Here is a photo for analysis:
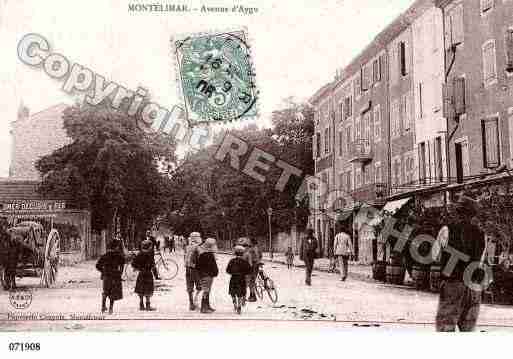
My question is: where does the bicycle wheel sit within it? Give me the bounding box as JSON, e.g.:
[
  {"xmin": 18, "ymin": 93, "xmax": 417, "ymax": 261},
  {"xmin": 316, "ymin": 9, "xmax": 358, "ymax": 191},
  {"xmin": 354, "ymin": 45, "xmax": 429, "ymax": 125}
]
[
  {"xmin": 265, "ymin": 278, "xmax": 278, "ymax": 303},
  {"xmin": 157, "ymin": 258, "xmax": 179, "ymax": 280},
  {"xmin": 255, "ymin": 277, "xmax": 264, "ymax": 300},
  {"xmin": 122, "ymin": 264, "xmax": 136, "ymax": 281}
]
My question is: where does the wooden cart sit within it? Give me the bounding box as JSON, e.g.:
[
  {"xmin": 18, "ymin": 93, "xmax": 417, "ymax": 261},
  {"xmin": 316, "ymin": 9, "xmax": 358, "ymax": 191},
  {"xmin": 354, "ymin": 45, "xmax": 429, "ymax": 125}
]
[{"xmin": 0, "ymin": 221, "xmax": 60, "ymax": 289}]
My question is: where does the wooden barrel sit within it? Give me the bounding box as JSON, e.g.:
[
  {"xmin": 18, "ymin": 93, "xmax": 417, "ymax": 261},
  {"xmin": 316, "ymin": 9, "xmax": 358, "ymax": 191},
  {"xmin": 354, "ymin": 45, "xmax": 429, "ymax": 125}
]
[
  {"xmin": 386, "ymin": 263, "xmax": 405, "ymax": 285},
  {"xmin": 430, "ymin": 264, "xmax": 442, "ymax": 292},
  {"xmin": 411, "ymin": 265, "xmax": 429, "ymax": 289},
  {"xmin": 372, "ymin": 261, "xmax": 387, "ymax": 282}
]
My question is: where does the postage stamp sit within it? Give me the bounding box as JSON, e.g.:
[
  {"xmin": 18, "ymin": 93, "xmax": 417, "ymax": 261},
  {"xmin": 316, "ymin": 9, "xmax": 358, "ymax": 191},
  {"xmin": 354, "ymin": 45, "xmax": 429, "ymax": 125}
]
[{"xmin": 172, "ymin": 28, "xmax": 259, "ymax": 125}]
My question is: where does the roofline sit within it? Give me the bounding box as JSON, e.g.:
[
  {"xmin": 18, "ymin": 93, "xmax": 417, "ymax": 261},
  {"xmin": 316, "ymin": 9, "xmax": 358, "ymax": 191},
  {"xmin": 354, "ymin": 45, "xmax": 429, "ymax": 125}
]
[{"xmin": 11, "ymin": 103, "xmax": 69, "ymax": 125}]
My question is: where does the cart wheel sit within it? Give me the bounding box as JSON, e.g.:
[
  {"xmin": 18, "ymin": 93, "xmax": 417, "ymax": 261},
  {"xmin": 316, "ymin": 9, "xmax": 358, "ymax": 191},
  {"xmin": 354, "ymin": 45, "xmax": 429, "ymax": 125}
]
[{"xmin": 41, "ymin": 229, "xmax": 60, "ymax": 288}]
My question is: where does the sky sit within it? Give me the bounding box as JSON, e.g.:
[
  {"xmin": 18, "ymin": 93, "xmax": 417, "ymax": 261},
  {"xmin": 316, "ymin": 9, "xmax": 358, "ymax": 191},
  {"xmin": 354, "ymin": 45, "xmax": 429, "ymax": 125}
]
[{"xmin": 0, "ymin": 0, "xmax": 415, "ymax": 177}]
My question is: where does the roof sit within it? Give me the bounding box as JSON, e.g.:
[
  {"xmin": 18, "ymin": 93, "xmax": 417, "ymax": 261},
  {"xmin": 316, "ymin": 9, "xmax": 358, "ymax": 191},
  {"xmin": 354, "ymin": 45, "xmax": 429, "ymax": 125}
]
[
  {"xmin": 309, "ymin": 82, "xmax": 334, "ymax": 106},
  {"xmin": 11, "ymin": 103, "xmax": 69, "ymax": 125},
  {"xmin": 0, "ymin": 180, "xmax": 68, "ymax": 201}
]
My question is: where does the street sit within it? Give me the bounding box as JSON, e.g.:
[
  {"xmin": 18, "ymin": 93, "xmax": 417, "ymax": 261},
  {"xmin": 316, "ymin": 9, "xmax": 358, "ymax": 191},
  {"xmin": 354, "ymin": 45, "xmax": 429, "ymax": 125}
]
[{"xmin": 1, "ymin": 251, "xmax": 513, "ymax": 332}]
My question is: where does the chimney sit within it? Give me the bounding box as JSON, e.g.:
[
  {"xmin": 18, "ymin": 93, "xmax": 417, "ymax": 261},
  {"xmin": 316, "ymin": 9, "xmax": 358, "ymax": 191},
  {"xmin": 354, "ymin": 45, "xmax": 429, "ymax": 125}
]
[{"xmin": 17, "ymin": 101, "xmax": 30, "ymax": 121}]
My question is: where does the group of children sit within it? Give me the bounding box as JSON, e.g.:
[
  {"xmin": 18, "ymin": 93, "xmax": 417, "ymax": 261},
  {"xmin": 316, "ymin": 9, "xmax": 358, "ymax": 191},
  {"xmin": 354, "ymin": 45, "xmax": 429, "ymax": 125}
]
[{"xmin": 95, "ymin": 238, "xmax": 158, "ymax": 314}]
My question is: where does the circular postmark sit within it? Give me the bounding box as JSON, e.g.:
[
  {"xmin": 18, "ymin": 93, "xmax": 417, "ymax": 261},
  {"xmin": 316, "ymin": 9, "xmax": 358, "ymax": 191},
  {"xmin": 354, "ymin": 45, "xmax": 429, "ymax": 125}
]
[
  {"xmin": 9, "ymin": 289, "xmax": 33, "ymax": 310},
  {"xmin": 177, "ymin": 31, "xmax": 258, "ymax": 124}
]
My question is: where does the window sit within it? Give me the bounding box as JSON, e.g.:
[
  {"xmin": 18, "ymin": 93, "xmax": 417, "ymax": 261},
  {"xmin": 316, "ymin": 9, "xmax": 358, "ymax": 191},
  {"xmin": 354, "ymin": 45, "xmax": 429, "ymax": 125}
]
[
  {"xmin": 339, "ymin": 102, "xmax": 344, "ymax": 122},
  {"xmin": 355, "ymin": 116, "xmax": 362, "ymax": 140},
  {"xmin": 379, "ymin": 54, "xmax": 386, "ymax": 80},
  {"xmin": 404, "ymin": 155, "xmax": 415, "ymax": 184},
  {"xmin": 482, "ymin": 117, "xmax": 500, "ymax": 168},
  {"xmin": 374, "ymin": 105, "xmax": 381, "ymax": 142},
  {"xmin": 338, "ymin": 131, "xmax": 343, "ymax": 156},
  {"xmin": 324, "ymin": 127, "xmax": 329, "ymax": 154},
  {"xmin": 399, "ymin": 41, "xmax": 407, "ymax": 76},
  {"xmin": 363, "ymin": 111, "xmax": 371, "ymax": 142},
  {"xmin": 355, "ymin": 166, "xmax": 362, "ymax": 188},
  {"xmin": 483, "ymin": 40, "xmax": 497, "ymax": 85},
  {"xmin": 363, "ymin": 164, "xmax": 372, "ymax": 184},
  {"xmin": 346, "ymin": 169, "xmax": 352, "ymax": 192},
  {"xmin": 372, "ymin": 58, "xmax": 381, "ymax": 84},
  {"xmin": 345, "ymin": 126, "xmax": 352, "ymax": 154},
  {"xmin": 315, "ymin": 133, "xmax": 321, "ymax": 158},
  {"xmin": 506, "ymin": 29, "xmax": 513, "ymax": 72},
  {"xmin": 446, "ymin": 4, "xmax": 464, "ymax": 47},
  {"xmin": 393, "ymin": 157, "xmax": 401, "ymax": 187},
  {"xmin": 354, "ymin": 76, "xmax": 361, "ymax": 99},
  {"xmin": 481, "ymin": 0, "xmax": 494, "ymax": 14},
  {"xmin": 418, "ymin": 82, "xmax": 423, "ymax": 119},
  {"xmin": 344, "ymin": 96, "xmax": 352, "ymax": 119},
  {"xmin": 375, "ymin": 163, "xmax": 382, "ymax": 183},
  {"xmin": 361, "ymin": 64, "xmax": 372, "ymax": 92},
  {"xmin": 435, "ymin": 137, "xmax": 443, "ymax": 181},
  {"xmin": 454, "ymin": 77, "xmax": 466, "ymax": 115},
  {"xmin": 419, "ymin": 142, "xmax": 427, "ymax": 182},
  {"xmin": 391, "ymin": 100, "xmax": 400, "ymax": 138},
  {"xmin": 402, "ymin": 94, "xmax": 411, "ymax": 132}
]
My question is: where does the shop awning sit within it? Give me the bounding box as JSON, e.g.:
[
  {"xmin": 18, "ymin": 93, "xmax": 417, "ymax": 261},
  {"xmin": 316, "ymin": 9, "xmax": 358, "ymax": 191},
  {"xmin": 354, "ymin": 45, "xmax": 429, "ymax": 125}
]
[{"xmin": 368, "ymin": 197, "xmax": 412, "ymax": 227}]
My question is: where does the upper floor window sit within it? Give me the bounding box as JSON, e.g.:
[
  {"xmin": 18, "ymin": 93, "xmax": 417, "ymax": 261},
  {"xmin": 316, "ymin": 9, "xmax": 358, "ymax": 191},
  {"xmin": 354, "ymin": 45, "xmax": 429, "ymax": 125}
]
[
  {"xmin": 505, "ymin": 28, "xmax": 513, "ymax": 73},
  {"xmin": 344, "ymin": 96, "xmax": 353, "ymax": 120},
  {"xmin": 398, "ymin": 41, "xmax": 408, "ymax": 77},
  {"xmin": 315, "ymin": 132, "xmax": 321, "ymax": 158},
  {"xmin": 374, "ymin": 105, "xmax": 381, "ymax": 142},
  {"xmin": 404, "ymin": 154, "xmax": 415, "ymax": 184},
  {"xmin": 338, "ymin": 130, "xmax": 343, "ymax": 156},
  {"xmin": 402, "ymin": 93, "xmax": 411, "ymax": 132},
  {"xmin": 324, "ymin": 127, "xmax": 329, "ymax": 154},
  {"xmin": 481, "ymin": 0, "xmax": 494, "ymax": 14},
  {"xmin": 361, "ymin": 64, "xmax": 372, "ymax": 92},
  {"xmin": 482, "ymin": 40, "xmax": 497, "ymax": 86},
  {"xmin": 354, "ymin": 76, "xmax": 362, "ymax": 99},
  {"xmin": 482, "ymin": 117, "xmax": 500, "ymax": 168},
  {"xmin": 375, "ymin": 162, "xmax": 382, "ymax": 183},
  {"xmin": 391, "ymin": 99, "xmax": 400, "ymax": 138},
  {"xmin": 372, "ymin": 58, "xmax": 381, "ymax": 84},
  {"xmin": 446, "ymin": 4, "xmax": 464, "ymax": 47},
  {"xmin": 339, "ymin": 101, "xmax": 344, "ymax": 122},
  {"xmin": 345, "ymin": 126, "xmax": 352, "ymax": 154},
  {"xmin": 454, "ymin": 77, "xmax": 466, "ymax": 115}
]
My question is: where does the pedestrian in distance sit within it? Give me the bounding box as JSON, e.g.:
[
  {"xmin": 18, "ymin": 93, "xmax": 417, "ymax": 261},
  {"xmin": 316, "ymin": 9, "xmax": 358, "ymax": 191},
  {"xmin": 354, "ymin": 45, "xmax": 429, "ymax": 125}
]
[
  {"xmin": 170, "ymin": 236, "xmax": 176, "ymax": 252},
  {"xmin": 334, "ymin": 226, "xmax": 354, "ymax": 281},
  {"xmin": 285, "ymin": 246, "xmax": 294, "ymax": 269},
  {"xmin": 196, "ymin": 237, "xmax": 219, "ymax": 313},
  {"xmin": 226, "ymin": 245, "xmax": 252, "ymax": 314},
  {"xmin": 434, "ymin": 195, "xmax": 487, "ymax": 332},
  {"xmin": 300, "ymin": 229, "xmax": 318, "ymax": 286},
  {"xmin": 184, "ymin": 231, "xmax": 202, "ymax": 311},
  {"xmin": 96, "ymin": 241, "xmax": 125, "ymax": 314},
  {"xmin": 132, "ymin": 239, "xmax": 157, "ymax": 311}
]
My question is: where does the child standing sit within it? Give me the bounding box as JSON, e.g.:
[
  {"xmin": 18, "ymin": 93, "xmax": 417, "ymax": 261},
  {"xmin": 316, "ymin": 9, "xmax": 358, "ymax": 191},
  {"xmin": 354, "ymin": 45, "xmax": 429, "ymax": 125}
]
[
  {"xmin": 132, "ymin": 239, "xmax": 156, "ymax": 311},
  {"xmin": 96, "ymin": 241, "xmax": 125, "ymax": 314},
  {"xmin": 285, "ymin": 246, "xmax": 294, "ymax": 269},
  {"xmin": 226, "ymin": 245, "xmax": 252, "ymax": 314}
]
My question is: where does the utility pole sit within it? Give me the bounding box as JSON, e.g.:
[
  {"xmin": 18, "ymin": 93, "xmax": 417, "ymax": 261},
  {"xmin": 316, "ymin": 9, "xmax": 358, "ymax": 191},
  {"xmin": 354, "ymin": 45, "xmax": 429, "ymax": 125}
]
[{"xmin": 267, "ymin": 207, "xmax": 273, "ymax": 261}]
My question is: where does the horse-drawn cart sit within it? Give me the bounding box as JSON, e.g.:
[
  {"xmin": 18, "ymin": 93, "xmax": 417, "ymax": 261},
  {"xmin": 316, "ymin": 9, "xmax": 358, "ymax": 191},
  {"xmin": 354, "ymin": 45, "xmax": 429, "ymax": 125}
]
[{"xmin": 0, "ymin": 221, "xmax": 60, "ymax": 289}]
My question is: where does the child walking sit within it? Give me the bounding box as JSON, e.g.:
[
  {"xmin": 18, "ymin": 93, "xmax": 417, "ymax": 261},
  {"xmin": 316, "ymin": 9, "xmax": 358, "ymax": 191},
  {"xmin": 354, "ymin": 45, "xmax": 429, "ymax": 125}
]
[
  {"xmin": 96, "ymin": 241, "xmax": 125, "ymax": 314},
  {"xmin": 226, "ymin": 245, "xmax": 252, "ymax": 314},
  {"xmin": 132, "ymin": 239, "xmax": 157, "ymax": 311},
  {"xmin": 285, "ymin": 246, "xmax": 294, "ymax": 269}
]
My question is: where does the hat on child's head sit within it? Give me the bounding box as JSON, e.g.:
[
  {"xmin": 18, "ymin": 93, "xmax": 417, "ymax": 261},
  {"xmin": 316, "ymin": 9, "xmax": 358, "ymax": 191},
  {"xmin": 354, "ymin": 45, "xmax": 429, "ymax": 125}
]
[
  {"xmin": 237, "ymin": 237, "xmax": 251, "ymax": 247},
  {"xmin": 140, "ymin": 239, "xmax": 153, "ymax": 253},
  {"xmin": 189, "ymin": 232, "xmax": 201, "ymax": 244},
  {"xmin": 234, "ymin": 245, "xmax": 245, "ymax": 255}
]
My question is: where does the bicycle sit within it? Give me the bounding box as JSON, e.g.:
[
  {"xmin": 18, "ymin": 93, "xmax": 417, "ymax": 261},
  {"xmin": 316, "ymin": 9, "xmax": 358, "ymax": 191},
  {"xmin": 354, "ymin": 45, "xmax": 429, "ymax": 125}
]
[
  {"xmin": 122, "ymin": 250, "xmax": 179, "ymax": 281},
  {"xmin": 255, "ymin": 262, "xmax": 278, "ymax": 303}
]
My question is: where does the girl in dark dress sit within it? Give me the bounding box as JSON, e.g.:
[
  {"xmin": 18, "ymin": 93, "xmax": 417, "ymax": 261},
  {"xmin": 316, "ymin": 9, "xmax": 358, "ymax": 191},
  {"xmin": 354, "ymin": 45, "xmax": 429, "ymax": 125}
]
[
  {"xmin": 132, "ymin": 239, "xmax": 156, "ymax": 311},
  {"xmin": 226, "ymin": 245, "xmax": 252, "ymax": 314},
  {"xmin": 96, "ymin": 241, "xmax": 125, "ymax": 314},
  {"xmin": 196, "ymin": 238, "xmax": 219, "ymax": 314}
]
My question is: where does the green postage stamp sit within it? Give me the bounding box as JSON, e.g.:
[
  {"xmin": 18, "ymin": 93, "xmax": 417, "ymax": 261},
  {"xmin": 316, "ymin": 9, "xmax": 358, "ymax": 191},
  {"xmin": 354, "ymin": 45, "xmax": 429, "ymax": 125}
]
[{"xmin": 172, "ymin": 28, "xmax": 258, "ymax": 124}]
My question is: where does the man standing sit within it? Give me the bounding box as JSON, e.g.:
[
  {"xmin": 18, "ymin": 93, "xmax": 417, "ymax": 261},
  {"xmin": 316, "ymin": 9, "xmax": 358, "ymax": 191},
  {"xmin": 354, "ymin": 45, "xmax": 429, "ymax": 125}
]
[
  {"xmin": 300, "ymin": 229, "xmax": 318, "ymax": 286},
  {"xmin": 184, "ymin": 232, "xmax": 202, "ymax": 310},
  {"xmin": 434, "ymin": 195, "xmax": 486, "ymax": 332},
  {"xmin": 334, "ymin": 225, "xmax": 354, "ymax": 281}
]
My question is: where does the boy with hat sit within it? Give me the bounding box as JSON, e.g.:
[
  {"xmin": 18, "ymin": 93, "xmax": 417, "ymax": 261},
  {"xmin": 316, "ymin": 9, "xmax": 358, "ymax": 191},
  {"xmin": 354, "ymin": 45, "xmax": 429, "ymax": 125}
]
[
  {"xmin": 184, "ymin": 232, "xmax": 202, "ymax": 310},
  {"xmin": 196, "ymin": 237, "xmax": 219, "ymax": 313},
  {"xmin": 96, "ymin": 241, "xmax": 125, "ymax": 314},
  {"xmin": 132, "ymin": 239, "xmax": 157, "ymax": 311},
  {"xmin": 226, "ymin": 245, "xmax": 252, "ymax": 314}
]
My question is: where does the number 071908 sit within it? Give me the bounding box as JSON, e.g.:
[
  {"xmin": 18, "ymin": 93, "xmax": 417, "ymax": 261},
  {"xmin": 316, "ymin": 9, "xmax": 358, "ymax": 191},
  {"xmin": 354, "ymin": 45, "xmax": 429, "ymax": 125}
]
[{"xmin": 8, "ymin": 342, "xmax": 41, "ymax": 351}]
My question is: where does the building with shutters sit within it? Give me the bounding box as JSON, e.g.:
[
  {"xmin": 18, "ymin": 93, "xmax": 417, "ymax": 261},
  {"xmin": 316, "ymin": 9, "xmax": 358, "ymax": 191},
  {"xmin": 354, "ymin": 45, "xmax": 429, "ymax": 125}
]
[
  {"xmin": 309, "ymin": 0, "xmax": 447, "ymax": 264},
  {"xmin": 436, "ymin": 0, "xmax": 513, "ymax": 183}
]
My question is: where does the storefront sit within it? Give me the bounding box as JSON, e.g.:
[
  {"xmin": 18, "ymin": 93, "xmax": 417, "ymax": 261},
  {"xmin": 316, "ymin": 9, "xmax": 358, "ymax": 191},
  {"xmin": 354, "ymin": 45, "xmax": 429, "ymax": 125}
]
[{"xmin": 0, "ymin": 180, "xmax": 92, "ymax": 262}]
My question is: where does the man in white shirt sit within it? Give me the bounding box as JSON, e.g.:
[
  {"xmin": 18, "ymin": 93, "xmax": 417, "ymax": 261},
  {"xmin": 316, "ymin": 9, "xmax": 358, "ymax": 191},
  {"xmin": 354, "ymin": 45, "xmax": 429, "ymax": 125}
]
[{"xmin": 333, "ymin": 226, "xmax": 354, "ymax": 281}]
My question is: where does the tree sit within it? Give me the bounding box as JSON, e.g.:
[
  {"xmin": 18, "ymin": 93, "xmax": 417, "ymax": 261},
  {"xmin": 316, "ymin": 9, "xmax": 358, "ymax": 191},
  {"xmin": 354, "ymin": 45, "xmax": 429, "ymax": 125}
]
[{"xmin": 36, "ymin": 100, "xmax": 176, "ymax": 246}]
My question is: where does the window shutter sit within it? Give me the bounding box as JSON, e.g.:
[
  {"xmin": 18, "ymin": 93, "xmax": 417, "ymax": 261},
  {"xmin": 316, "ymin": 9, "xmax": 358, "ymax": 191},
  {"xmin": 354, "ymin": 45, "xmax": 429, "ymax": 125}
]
[
  {"xmin": 399, "ymin": 42, "xmax": 407, "ymax": 76},
  {"xmin": 483, "ymin": 41, "xmax": 496, "ymax": 83},
  {"xmin": 379, "ymin": 54, "xmax": 385, "ymax": 80},
  {"xmin": 454, "ymin": 77, "xmax": 466, "ymax": 115},
  {"xmin": 339, "ymin": 102, "xmax": 344, "ymax": 122},
  {"xmin": 482, "ymin": 118, "xmax": 500, "ymax": 168},
  {"xmin": 506, "ymin": 29, "xmax": 513, "ymax": 71}
]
